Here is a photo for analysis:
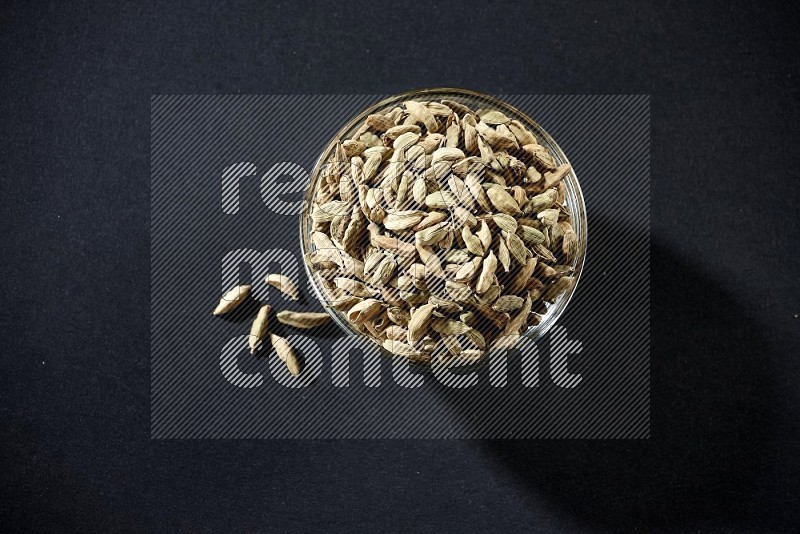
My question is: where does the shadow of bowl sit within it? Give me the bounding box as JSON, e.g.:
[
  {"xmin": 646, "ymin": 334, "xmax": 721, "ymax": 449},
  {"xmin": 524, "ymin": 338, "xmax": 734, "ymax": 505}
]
[{"xmin": 476, "ymin": 240, "xmax": 781, "ymax": 530}]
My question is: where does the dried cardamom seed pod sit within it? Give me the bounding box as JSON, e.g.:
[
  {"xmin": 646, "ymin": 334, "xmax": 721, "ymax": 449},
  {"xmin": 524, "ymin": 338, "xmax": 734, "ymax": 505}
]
[
  {"xmin": 415, "ymin": 221, "xmax": 450, "ymax": 246},
  {"xmin": 427, "ymin": 102, "xmax": 457, "ymax": 116},
  {"xmin": 383, "ymin": 338, "xmax": 423, "ymax": 359},
  {"xmin": 329, "ymin": 213, "xmax": 349, "ymax": 244},
  {"xmin": 416, "ymin": 244, "xmax": 445, "ymax": 277},
  {"xmin": 476, "ymin": 283, "xmax": 501, "ymax": 305},
  {"xmin": 330, "ymin": 295, "xmax": 362, "ymax": 311},
  {"xmin": 548, "ymin": 219, "xmax": 565, "ymax": 246},
  {"xmin": 487, "ymin": 187, "xmax": 522, "ymax": 215},
  {"xmin": 453, "ymin": 206, "xmax": 477, "ymax": 228},
  {"xmin": 561, "ymin": 222, "xmax": 578, "ymax": 260},
  {"xmin": 464, "ymin": 328, "xmax": 486, "ymax": 350},
  {"xmin": 455, "ymin": 256, "xmax": 483, "ymax": 282},
  {"xmin": 385, "ymin": 124, "xmax": 421, "ymax": 139},
  {"xmin": 417, "ymin": 133, "xmax": 446, "ymax": 154},
  {"xmin": 526, "ymin": 166, "xmax": 542, "ymax": 186},
  {"xmin": 503, "ymin": 231, "xmax": 530, "ymax": 265},
  {"xmin": 517, "ymin": 225, "xmax": 546, "ymax": 245},
  {"xmin": 440, "ymin": 335, "xmax": 462, "ymax": 359},
  {"xmin": 393, "ymin": 131, "xmax": 421, "ymax": 152},
  {"xmin": 473, "ymin": 302, "xmax": 509, "ymax": 329},
  {"xmin": 537, "ymin": 208, "xmax": 560, "ymax": 227},
  {"xmin": 464, "ymin": 173, "xmax": 491, "ymax": 212},
  {"xmin": 445, "ymin": 280, "xmax": 474, "ymax": 303},
  {"xmin": 496, "ymin": 124, "xmax": 520, "ymax": 150},
  {"xmin": 363, "ymin": 252, "xmax": 387, "ymax": 277},
  {"xmin": 460, "ymin": 311, "xmax": 477, "ymax": 327},
  {"xmin": 450, "ymin": 156, "xmax": 481, "ymax": 176},
  {"xmin": 512, "ymin": 186, "xmax": 527, "ymax": 208},
  {"xmin": 544, "ymin": 163, "xmax": 571, "ymax": 189},
  {"xmin": 369, "ymin": 256, "xmax": 397, "ymax": 287},
  {"xmin": 276, "ymin": 310, "xmax": 331, "ymax": 329},
  {"xmin": 475, "ymin": 251, "xmax": 498, "ymax": 294},
  {"xmin": 462, "ymin": 114, "xmax": 479, "ymax": 153},
  {"xmin": 384, "ymin": 325, "xmax": 408, "ymax": 341},
  {"xmin": 477, "ymin": 109, "xmax": 510, "ymax": 125},
  {"xmin": 525, "ymin": 189, "xmax": 557, "ymax": 214},
  {"xmin": 407, "ymin": 303, "xmax": 436, "ymax": 344},
  {"xmin": 476, "ymin": 220, "xmax": 492, "ymax": 252},
  {"xmin": 371, "ymin": 234, "xmax": 416, "ymax": 256},
  {"xmin": 414, "ymin": 211, "xmax": 447, "ymax": 231},
  {"xmin": 492, "ymin": 295, "xmax": 524, "ymax": 313},
  {"xmin": 312, "ymin": 200, "xmax": 351, "ymax": 223},
  {"xmin": 444, "ymin": 170, "xmax": 467, "ymax": 196},
  {"xmin": 383, "ymin": 210, "xmax": 425, "ymax": 232},
  {"xmin": 248, "ymin": 304, "xmax": 271, "ymax": 353},
  {"xmin": 270, "ymin": 333, "xmax": 301, "ymax": 376},
  {"xmin": 532, "ymin": 243, "xmax": 557, "ymax": 263},
  {"xmin": 507, "ymin": 120, "xmax": 537, "ymax": 145},
  {"xmin": 431, "ymin": 318, "xmax": 471, "ymax": 336},
  {"xmin": 347, "ymin": 298, "xmax": 383, "ymax": 324},
  {"xmin": 443, "ymin": 248, "xmax": 471, "ymax": 264},
  {"xmin": 366, "ymin": 113, "xmax": 395, "ymax": 132},
  {"xmin": 476, "ymin": 121, "xmax": 516, "ymax": 150},
  {"xmin": 341, "ymin": 208, "xmax": 365, "ymax": 253},
  {"xmin": 497, "ymin": 239, "xmax": 511, "ymax": 272},
  {"xmin": 342, "ymin": 139, "xmax": 366, "ymax": 157},
  {"xmin": 265, "ymin": 274, "xmax": 299, "ymax": 300},
  {"xmin": 462, "ymin": 226, "xmax": 485, "ymax": 256},
  {"xmin": 429, "ymin": 295, "xmax": 463, "ymax": 313},
  {"xmin": 438, "ymin": 228, "xmax": 455, "ymax": 250},
  {"xmin": 400, "ymin": 288, "xmax": 430, "ymax": 305},
  {"xmin": 492, "ymin": 213, "xmax": 518, "ymax": 233},
  {"xmin": 503, "ymin": 295, "xmax": 533, "ymax": 337},
  {"xmin": 412, "ymin": 177, "xmax": 428, "ymax": 205},
  {"xmin": 405, "ymin": 100, "xmax": 439, "ymax": 133},
  {"xmin": 386, "ymin": 306, "xmax": 411, "ymax": 326},
  {"xmin": 543, "ymin": 276, "xmax": 575, "ymax": 303},
  {"xmin": 424, "ymin": 191, "xmax": 459, "ymax": 210},
  {"xmin": 432, "ymin": 147, "xmax": 465, "ymax": 164},
  {"xmin": 334, "ymin": 277, "xmax": 378, "ymax": 297},
  {"xmin": 213, "ymin": 284, "xmax": 252, "ymax": 315},
  {"xmin": 537, "ymin": 263, "xmax": 557, "ymax": 278}
]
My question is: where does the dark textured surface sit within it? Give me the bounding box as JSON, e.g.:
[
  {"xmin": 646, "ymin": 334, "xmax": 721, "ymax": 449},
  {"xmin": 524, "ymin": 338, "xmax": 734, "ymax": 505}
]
[{"xmin": 1, "ymin": 0, "xmax": 798, "ymax": 531}]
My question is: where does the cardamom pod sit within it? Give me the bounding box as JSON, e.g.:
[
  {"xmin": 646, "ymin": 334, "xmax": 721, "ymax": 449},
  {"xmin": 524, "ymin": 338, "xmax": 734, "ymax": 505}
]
[
  {"xmin": 487, "ymin": 187, "xmax": 522, "ymax": 215},
  {"xmin": 213, "ymin": 284, "xmax": 252, "ymax": 315},
  {"xmin": 270, "ymin": 333, "xmax": 301, "ymax": 376},
  {"xmin": 248, "ymin": 304, "xmax": 271, "ymax": 353},
  {"xmin": 476, "ymin": 250, "xmax": 498, "ymax": 294},
  {"xmin": 276, "ymin": 310, "xmax": 331, "ymax": 329},
  {"xmin": 407, "ymin": 303, "xmax": 436, "ymax": 344}
]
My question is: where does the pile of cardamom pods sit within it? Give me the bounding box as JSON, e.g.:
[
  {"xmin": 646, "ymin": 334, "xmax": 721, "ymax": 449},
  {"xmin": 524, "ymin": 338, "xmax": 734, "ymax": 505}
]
[{"xmin": 306, "ymin": 98, "xmax": 579, "ymax": 366}]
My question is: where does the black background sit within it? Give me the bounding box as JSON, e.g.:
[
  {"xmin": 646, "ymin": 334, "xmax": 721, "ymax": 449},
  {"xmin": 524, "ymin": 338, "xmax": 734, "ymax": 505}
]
[{"xmin": 1, "ymin": 1, "xmax": 799, "ymax": 532}]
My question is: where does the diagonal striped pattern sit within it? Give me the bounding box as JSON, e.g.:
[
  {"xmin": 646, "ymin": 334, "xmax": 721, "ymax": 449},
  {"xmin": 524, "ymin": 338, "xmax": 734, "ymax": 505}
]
[
  {"xmin": 151, "ymin": 95, "xmax": 649, "ymax": 439},
  {"xmin": 502, "ymin": 95, "xmax": 651, "ymax": 438}
]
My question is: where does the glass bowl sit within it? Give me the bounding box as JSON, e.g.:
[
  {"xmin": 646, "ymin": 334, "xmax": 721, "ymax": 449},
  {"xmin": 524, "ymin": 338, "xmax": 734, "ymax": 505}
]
[{"xmin": 299, "ymin": 88, "xmax": 587, "ymax": 358}]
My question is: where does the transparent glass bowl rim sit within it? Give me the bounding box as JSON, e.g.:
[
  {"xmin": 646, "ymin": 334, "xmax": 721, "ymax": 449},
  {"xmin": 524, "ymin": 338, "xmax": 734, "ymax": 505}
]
[{"xmin": 299, "ymin": 87, "xmax": 587, "ymax": 350}]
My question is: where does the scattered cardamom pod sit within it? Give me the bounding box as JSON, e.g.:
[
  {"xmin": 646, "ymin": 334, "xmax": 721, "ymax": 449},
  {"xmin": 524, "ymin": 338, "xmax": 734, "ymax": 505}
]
[
  {"xmin": 213, "ymin": 285, "xmax": 252, "ymax": 315},
  {"xmin": 276, "ymin": 310, "xmax": 331, "ymax": 329},
  {"xmin": 266, "ymin": 274, "xmax": 299, "ymax": 300},
  {"xmin": 270, "ymin": 332, "xmax": 301, "ymax": 376},
  {"xmin": 248, "ymin": 304, "xmax": 271, "ymax": 354}
]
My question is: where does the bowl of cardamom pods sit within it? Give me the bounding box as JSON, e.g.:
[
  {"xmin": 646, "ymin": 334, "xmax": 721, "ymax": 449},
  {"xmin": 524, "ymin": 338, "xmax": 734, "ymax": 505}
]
[{"xmin": 300, "ymin": 88, "xmax": 587, "ymax": 367}]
